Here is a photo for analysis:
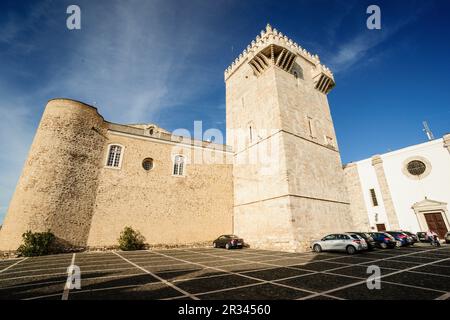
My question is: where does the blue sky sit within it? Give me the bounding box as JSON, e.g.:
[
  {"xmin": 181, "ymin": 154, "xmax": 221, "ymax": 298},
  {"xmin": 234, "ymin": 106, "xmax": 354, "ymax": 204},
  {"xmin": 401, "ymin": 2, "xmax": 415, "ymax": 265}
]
[{"xmin": 0, "ymin": 0, "xmax": 449, "ymax": 223}]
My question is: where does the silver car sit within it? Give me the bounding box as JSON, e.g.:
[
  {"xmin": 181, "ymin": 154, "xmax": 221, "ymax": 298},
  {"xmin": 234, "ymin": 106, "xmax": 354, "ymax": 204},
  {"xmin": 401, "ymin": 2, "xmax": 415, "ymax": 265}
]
[{"xmin": 311, "ymin": 233, "xmax": 368, "ymax": 254}]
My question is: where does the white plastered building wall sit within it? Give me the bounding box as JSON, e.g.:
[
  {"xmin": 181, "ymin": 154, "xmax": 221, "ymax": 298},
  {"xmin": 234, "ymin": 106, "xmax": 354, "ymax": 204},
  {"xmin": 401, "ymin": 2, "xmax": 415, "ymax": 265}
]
[{"xmin": 350, "ymin": 135, "xmax": 450, "ymax": 234}]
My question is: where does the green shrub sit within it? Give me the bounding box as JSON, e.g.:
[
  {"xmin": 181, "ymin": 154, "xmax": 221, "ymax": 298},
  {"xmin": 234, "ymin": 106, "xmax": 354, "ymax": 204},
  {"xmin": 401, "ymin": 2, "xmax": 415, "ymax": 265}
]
[
  {"xmin": 118, "ymin": 226, "xmax": 146, "ymax": 251},
  {"xmin": 17, "ymin": 230, "xmax": 56, "ymax": 257}
]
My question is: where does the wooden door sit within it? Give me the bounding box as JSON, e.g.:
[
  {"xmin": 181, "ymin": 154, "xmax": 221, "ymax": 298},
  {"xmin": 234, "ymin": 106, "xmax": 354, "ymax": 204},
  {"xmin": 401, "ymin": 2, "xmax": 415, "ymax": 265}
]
[
  {"xmin": 424, "ymin": 212, "xmax": 448, "ymax": 239},
  {"xmin": 376, "ymin": 224, "xmax": 386, "ymax": 231}
]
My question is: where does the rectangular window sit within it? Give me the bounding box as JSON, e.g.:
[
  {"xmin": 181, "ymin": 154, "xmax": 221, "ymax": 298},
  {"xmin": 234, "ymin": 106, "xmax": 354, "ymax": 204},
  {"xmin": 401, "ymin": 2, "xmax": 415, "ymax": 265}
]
[
  {"xmin": 370, "ymin": 188, "xmax": 378, "ymax": 207},
  {"xmin": 173, "ymin": 155, "xmax": 185, "ymax": 176},
  {"xmin": 106, "ymin": 145, "xmax": 122, "ymax": 168}
]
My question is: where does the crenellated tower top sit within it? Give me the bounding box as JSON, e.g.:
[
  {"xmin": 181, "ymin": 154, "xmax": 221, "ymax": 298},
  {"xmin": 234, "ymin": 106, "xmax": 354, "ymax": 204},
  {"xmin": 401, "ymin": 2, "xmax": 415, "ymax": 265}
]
[{"xmin": 224, "ymin": 24, "xmax": 335, "ymax": 94}]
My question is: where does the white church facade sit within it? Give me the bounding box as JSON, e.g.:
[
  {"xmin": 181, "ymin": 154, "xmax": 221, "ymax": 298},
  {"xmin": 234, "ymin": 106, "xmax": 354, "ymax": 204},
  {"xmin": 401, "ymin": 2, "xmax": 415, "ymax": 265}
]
[{"xmin": 344, "ymin": 134, "xmax": 450, "ymax": 238}]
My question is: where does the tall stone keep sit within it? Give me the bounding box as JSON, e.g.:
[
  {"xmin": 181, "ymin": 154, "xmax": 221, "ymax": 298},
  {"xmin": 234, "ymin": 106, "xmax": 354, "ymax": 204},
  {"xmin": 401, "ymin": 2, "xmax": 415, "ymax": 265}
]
[{"xmin": 225, "ymin": 24, "xmax": 352, "ymax": 251}]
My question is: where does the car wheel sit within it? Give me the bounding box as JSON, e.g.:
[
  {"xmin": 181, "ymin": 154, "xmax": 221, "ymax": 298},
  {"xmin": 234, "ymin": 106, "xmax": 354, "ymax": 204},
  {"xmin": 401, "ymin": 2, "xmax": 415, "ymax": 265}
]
[
  {"xmin": 396, "ymin": 240, "xmax": 401, "ymax": 247},
  {"xmin": 380, "ymin": 242, "xmax": 387, "ymax": 249},
  {"xmin": 346, "ymin": 245, "xmax": 356, "ymax": 255},
  {"xmin": 313, "ymin": 244, "xmax": 322, "ymax": 253},
  {"xmin": 225, "ymin": 243, "xmax": 231, "ymax": 250}
]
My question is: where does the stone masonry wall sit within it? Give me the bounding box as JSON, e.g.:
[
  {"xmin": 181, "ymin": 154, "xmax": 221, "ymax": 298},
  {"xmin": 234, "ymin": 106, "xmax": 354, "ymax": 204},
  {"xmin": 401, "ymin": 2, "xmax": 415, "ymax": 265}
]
[
  {"xmin": 343, "ymin": 163, "xmax": 371, "ymax": 231},
  {"xmin": 86, "ymin": 131, "xmax": 234, "ymax": 247}
]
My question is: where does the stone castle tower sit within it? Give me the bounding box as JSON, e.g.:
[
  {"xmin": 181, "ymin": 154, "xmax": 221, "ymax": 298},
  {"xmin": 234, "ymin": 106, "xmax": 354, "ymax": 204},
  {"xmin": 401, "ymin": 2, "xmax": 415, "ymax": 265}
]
[
  {"xmin": 0, "ymin": 99, "xmax": 108, "ymax": 250},
  {"xmin": 226, "ymin": 24, "xmax": 352, "ymax": 251}
]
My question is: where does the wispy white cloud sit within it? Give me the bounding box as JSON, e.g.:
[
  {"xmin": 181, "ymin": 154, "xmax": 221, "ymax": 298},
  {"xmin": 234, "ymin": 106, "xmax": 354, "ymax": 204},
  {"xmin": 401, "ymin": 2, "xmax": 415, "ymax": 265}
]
[
  {"xmin": 0, "ymin": 0, "xmax": 232, "ymax": 223},
  {"xmin": 323, "ymin": 3, "xmax": 429, "ymax": 74},
  {"xmin": 0, "ymin": 95, "xmax": 36, "ymax": 224}
]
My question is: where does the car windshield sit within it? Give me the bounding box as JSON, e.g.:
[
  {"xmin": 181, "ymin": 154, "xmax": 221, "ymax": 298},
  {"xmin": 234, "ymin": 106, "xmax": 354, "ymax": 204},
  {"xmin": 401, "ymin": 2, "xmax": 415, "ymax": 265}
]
[
  {"xmin": 350, "ymin": 235, "xmax": 360, "ymax": 240},
  {"xmin": 227, "ymin": 235, "xmax": 239, "ymax": 239}
]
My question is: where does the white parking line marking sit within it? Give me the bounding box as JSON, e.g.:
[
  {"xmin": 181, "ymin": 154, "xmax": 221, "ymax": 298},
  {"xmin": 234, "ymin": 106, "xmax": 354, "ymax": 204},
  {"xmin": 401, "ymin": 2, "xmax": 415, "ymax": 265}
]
[
  {"xmin": 153, "ymin": 250, "xmax": 322, "ymax": 298},
  {"xmin": 0, "ymin": 258, "xmax": 28, "ymax": 274},
  {"xmin": 0, "ymin": 266, "xmax": 143, "ymax": 283},
  {"xmin": 61, "ymin": 253, "xmax": 76, "ymax": 300},
  {"xmin": 0, "ymin": 272, "xmax": 68, "ymax": 282},
  {"xmin": 26, "ymin": 284, "xmax": 144, "ymax": 300},
  {"xmin": 183, "ymin": 247, "xmax": 450, "ymax": 297},
  {"xmin": 320, "ymin": 271, "xmax": 446, "ymax": 293},
  {"xmin": 0, "ymin": 266, "xmax": 69, "ymax": 276},
  {"xmin": 299, "ymin": 254, "xmax": 450, "ymax": 300},
  {"xmin": 4, "ymin": 247, "xmax": 449, "ymax": 300},
  {"xmin": 435, "ymin": 292, "xmax": 450, "ymax": 300},
  {"xmin": 113, "ymin": 251, "xmax": 199, "ymax": 300}
]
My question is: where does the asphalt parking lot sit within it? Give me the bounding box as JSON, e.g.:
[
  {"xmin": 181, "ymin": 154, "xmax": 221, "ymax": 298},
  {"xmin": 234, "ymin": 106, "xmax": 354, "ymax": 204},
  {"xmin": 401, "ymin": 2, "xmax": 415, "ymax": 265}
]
[{"xmin": 0, "ymin": 245, "xmax": 449, "ymax": 300}]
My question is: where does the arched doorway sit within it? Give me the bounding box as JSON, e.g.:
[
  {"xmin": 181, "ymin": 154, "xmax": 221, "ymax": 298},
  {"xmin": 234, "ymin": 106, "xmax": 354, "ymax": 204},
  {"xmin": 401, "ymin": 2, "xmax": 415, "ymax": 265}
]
[{"xmin": 412, "ymin": 198, "xmax": 449, "ymax": 238}]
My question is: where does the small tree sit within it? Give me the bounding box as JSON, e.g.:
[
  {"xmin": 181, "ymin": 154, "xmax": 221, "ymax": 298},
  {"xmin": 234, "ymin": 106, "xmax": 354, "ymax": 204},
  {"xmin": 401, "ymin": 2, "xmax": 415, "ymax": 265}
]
[
  {"xmin": 118, "ymin": 226, "xmax": 146, "ymax": 251},
  {"xmin": 17, "ymin": 230, "xmax": 56, "ymax": 257}
]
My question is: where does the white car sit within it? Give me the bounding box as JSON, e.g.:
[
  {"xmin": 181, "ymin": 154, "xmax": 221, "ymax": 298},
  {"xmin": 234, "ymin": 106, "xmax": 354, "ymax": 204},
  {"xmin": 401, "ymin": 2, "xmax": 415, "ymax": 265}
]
[{"xmin": 311, "ymin": 233, "xmax": 368, "ymax": 254}]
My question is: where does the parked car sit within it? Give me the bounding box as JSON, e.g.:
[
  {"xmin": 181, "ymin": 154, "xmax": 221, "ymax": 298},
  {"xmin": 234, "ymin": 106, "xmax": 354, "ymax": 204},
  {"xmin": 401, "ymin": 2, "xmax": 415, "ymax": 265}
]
[
  {"xmin": 445, "ymin": 232, "xmax": 450, "ymax": 244},
  {"xmin": 346, "ymin": 232, "xmax": 376, "ymax": 250},
  {"xmin": 369, "ymin": 232, "xmax": 397, "ymax": 249},
  {"xmin": 311, "ymin": 233, "xmax": 368, "ymax": 255},
  {"xmin": 213, "ymin": 235, "xmax": 244, "ymax": 249},
  {"xmin": 417, "ymin": 232, "xmax": 429, "ymax": 242},
  {"xmin": 385, "ymin": 231, "xmax": 412, "ymax": 247},
  {"xmin": 400, "ymin": 231, "xmax": 418, "ymax": 244}
]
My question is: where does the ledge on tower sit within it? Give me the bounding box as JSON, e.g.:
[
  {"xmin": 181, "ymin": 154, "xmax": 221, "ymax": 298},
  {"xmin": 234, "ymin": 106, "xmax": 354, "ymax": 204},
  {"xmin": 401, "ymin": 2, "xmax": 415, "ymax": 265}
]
[
  {"xmin": 311, "ymin": 64, "xmax": 335, "ymax": 94},
  {"xmin": 249, "ymin": 44, "xmax": 297, "ymax": 76}
]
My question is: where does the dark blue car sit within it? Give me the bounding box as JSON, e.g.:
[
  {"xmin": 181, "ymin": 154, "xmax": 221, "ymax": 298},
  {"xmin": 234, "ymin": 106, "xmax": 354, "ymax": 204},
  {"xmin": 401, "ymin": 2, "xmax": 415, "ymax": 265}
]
[
  {"xmin": 385, "ymin": 231, "xmax": 412, "ymax": 247},
  {"xmin": 369, "ymin": 232, "xmax": 396, "ymax": 249}
]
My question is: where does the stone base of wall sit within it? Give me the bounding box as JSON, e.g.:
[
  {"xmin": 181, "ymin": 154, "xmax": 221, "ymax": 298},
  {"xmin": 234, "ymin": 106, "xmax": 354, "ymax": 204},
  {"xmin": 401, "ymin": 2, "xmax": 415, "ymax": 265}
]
[
  {"xmin": 0, "ymin": 250, "xmax": 18, "ymax": 260},
  {"xmin": 0, "ymin": 246, "xmax": 86, "ymax": 260},
  {"xmin": 87, "ymin": 241, "xmax": 213, "ymax": 252},
  {"xmin": 246, "ymin": 240, "xmax": 312, "ymax": 253},
  {"xmin": 1, "ymin": 242, "xmax": 215, "ymax": 259}
]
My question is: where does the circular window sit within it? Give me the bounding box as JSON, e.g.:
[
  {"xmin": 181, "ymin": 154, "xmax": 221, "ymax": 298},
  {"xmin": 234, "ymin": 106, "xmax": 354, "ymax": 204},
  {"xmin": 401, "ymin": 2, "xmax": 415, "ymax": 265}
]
[
  {"xmin": 142, "ymin": 158, "xmax": 154, "ymax": 171},
  {"xmin": 407, "ymin": 160, "xmax": 426, "ymax": 176}
]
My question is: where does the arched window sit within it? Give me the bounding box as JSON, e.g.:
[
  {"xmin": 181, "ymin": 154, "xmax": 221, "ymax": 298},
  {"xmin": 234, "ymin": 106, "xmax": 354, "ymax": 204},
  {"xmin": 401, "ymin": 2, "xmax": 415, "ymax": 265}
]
[
  {"xmin": 173, "ymin": 155, "xmax": 185, "ymax": 176},
  {"xmin": 106, "ymin": 145, "xmax": 123, "ymax": 168}
]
